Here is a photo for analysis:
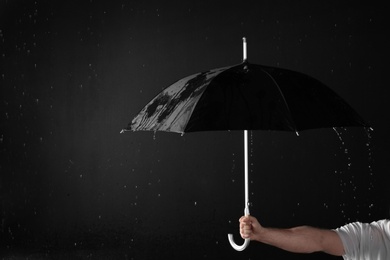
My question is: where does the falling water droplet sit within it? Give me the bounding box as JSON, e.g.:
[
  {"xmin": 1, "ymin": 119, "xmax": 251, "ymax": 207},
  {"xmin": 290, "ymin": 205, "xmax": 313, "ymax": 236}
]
[
  {"xmin": 231, "ymin": 152, "xmax": 236, "ymax": 174},
  {"xmin": 364, "ymin": 127, "xmax": 375, "ymax": 216}
]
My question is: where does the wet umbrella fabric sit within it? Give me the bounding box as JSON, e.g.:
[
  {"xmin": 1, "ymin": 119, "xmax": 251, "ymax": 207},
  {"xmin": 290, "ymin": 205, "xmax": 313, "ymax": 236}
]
[
  {"xmin": 123, "ymin": 61, "xmax": 367, "ymax": 134},
  {"xmin": 121, "ymin": 54, "xmax": 368, "ymax": 251}
]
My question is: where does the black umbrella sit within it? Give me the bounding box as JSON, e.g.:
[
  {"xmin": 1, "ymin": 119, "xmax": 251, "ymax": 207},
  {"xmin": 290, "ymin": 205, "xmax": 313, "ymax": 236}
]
[{"xmin": 121, "ymin": 38, "xmax": 368, "ymax": 251}]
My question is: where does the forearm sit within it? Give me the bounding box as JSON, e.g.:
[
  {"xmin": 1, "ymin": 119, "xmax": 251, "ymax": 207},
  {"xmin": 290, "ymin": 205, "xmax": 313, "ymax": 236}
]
[{"xmin": 254, "ymin": 226, "xmax": 338, "ymax": 254}]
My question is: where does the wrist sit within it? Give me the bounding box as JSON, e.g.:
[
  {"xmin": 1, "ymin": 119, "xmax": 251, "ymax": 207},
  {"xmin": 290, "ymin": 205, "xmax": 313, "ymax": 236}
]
[{"xmin": 253, "ymin": 226, "xmax": 268, "ymax": 242}]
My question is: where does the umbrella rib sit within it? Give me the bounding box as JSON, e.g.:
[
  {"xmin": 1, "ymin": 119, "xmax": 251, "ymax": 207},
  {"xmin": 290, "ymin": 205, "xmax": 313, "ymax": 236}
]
[{"xmin": 260, "ymin": 68, "xmax": 298, "ymax": 132}]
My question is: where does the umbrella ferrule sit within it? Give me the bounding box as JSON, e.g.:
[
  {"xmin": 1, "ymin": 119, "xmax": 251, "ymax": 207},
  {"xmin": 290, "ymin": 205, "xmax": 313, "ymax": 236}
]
[{"xmin": 242, "ymin": 37, "xmax": 247, "ymax": 62}]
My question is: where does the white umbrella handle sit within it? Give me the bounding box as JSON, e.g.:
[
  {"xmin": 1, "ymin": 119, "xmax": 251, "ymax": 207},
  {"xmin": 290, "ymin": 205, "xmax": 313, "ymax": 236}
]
[{"xmin": 228, "ymin": 206, "xmax": 250, "ymax": 251}]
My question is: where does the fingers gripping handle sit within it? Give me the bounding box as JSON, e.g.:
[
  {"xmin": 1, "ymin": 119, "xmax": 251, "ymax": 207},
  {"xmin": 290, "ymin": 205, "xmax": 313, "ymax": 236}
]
[{"xmin": 228, "ymin": 207, "xmax": 250, "ymax": 251}]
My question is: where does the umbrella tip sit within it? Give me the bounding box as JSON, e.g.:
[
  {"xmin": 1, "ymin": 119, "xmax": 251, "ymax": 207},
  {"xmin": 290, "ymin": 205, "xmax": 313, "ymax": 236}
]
[{"xmin": 242, "ymin": 37, "xmax": 247, "ymax": 61}]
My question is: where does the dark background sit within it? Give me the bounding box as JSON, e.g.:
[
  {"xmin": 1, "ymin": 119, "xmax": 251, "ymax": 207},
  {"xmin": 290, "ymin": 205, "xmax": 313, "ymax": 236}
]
[{"xmin": 1, "ymin": 1, "xmax": 389, "ymax": 259}]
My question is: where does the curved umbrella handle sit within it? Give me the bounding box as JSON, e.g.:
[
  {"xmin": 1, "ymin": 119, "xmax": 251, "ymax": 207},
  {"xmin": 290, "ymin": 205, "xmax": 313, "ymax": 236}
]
[
  {"xmin": 227, "ymin": 233, "xmax": 250, "ymax": 251},
  {"xmin": 228, "ymin": 206, "xmax": 250, "ymax": 251}
]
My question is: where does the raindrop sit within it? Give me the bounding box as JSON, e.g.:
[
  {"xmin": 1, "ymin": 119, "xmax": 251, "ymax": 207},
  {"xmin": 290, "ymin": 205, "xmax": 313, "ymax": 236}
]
[
  {"xmin": 364, "ymin": 127, "xmax": 374, "ymax": 176},
  {"xmin": 231, "ymin": 152, "xmax": 236, "ymax": 174},
  {"xmin": 364, "ymin": 127, "xmax": 375, "ymax": 216}
]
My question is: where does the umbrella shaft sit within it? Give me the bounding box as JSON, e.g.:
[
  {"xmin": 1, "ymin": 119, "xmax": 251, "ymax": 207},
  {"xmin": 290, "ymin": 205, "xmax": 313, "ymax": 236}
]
[
  {"xmin": 244, "ymin": 130, "xmax": 249, "ymax": 215},
  {"xmin": 243, "ymin": 37, "xmax": 249, "ymax": 216}
]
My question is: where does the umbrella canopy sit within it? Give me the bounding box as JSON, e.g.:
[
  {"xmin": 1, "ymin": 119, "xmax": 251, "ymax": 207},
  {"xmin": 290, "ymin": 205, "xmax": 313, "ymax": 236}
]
[
  {"xmin": 122, "ymin": 61, "xmax": 367, "ymax": 134},
  {"xmin": 121, "ymin": 38, "xmax": 368, "ymax": 251}
]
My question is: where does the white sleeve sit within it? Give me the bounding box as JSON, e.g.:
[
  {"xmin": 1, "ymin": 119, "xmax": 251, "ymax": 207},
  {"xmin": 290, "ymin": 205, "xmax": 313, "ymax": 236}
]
[
  {"xmin": 334, "ymin": 220, "xmax": 390, "ymax": 260},
  {"xmin": 334, "ymin": 222, "xmax": 363, "ymax": 260}
]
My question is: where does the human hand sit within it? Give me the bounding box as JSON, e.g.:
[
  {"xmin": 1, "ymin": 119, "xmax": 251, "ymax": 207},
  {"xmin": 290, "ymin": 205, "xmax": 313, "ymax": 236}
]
[{"xmin": 239, "ymin": 215, "xmax": 262, "ymax": 241}]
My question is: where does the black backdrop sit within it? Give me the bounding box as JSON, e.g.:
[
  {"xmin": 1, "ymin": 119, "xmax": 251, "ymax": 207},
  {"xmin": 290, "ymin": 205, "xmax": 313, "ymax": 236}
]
[{"xmin": 1, "ymin": 1, "xmax": 389, "ymax": 259}]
